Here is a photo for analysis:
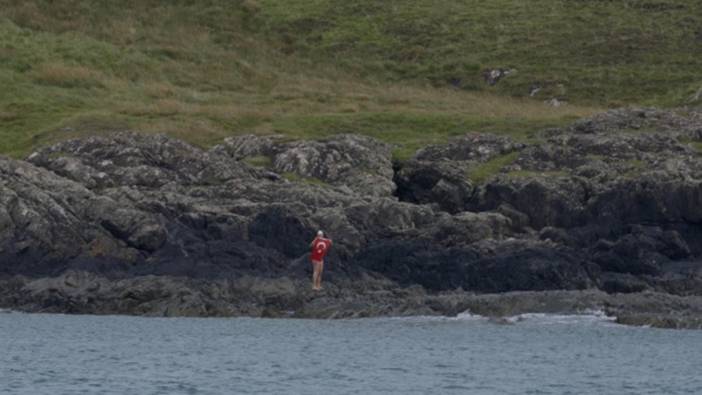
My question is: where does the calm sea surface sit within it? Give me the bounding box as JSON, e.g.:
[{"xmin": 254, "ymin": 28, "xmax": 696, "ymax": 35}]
[{"xmin": 1, "ymin": 311, "xmax": 701, "ymax": 394}]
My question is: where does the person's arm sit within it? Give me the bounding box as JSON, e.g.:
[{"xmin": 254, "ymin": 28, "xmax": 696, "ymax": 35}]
[{"xmin": 309, "ymin": 238, "xmax": 317, "ymax": 248}]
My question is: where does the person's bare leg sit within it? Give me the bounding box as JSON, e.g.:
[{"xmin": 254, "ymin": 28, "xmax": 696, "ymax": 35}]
[
  {"xmin": 317, "ymin": 262, "xmax": 324, "ymax": 290},
  {"xmin": 312, "ymin": 262, "xmax": 321, "ymax": 290},
  {"xmin": 315, "ymin": 264, "xmax": 322, "ymax": 289},
  {"xmin": 312, "ymin": 263, "xmax": 317, "ymax": 289}
]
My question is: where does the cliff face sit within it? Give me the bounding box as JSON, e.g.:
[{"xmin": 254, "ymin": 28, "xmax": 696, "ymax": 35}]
[
  {"xmin": 391, "ymin": 108, "xmax": 702, "ymax": 295},
  {"xmin": 2, "ymin": 108, "xmax": 702, "ymax": 326}
]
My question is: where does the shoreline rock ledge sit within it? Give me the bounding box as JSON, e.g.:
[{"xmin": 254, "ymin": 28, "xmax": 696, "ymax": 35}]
[{"xmin": 3, "ymin": 108, "xmax": 702, "ymax": 329}]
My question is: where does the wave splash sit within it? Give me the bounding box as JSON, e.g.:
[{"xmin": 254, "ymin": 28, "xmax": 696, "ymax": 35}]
[
  {"xmin": 501, "ymin": 310, "xmax": 616, "ymax": 325},
  {"xmin": 387, "ymin": 309, "xmax": 617, "ymax": 326},
  {"xmin": 428, "ymin": 309, "xmax": 619, "ymax": 326}
]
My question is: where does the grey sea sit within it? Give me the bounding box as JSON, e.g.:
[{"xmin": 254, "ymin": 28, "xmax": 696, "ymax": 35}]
[{"xmin": 1, "ymin": 311, "xmax": 701, "ymax": 395}]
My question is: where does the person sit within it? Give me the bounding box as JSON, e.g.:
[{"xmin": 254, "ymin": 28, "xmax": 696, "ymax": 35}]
[{"xmin": 309, "ymin": 230, "xmax": 332, "ymax": 291}]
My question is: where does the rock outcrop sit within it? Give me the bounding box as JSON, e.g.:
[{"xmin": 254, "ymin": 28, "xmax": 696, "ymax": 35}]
[{"xmin": 2, "ymin": 108, "xmax": 702, "ymax": 328}]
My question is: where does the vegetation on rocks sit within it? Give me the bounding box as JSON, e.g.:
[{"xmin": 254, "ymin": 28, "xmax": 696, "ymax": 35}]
[
  {"xmin": 242, "ymin": 155, "xmax": 273, "ymax": 168},
  {"xmin": 469, "ymin": 151, "xmax": 520, "ymax": 184}
]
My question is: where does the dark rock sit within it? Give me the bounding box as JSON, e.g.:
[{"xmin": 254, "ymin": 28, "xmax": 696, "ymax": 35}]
[
  {"xmin": 394, "ymin": 133, "xmax": 523, "ymax": 212},
  {"xmin": 249, "ymin": 205, "xmax": 314, "ymax": 258},
  {"xmin": 3, "ymin": 108, "xmax": 702, "ymax": 325},
  {"xmin": 478, "ymin": 176, "xmax": 589, "ymax": 229},
  {"xmin": 394, "ymin": 160, "xmax": 474, "ymax": 213},
  {"xmin": 497, "ymin": 204, "xmax": 531, "ymax": 232},
  {"xmin": 354, "ymin": 238, "xmax": 593, "ymax": 292},
  {"xmin": 600, "ymin": 272, "xmax": 651, "ymax": 293},
  {"xmin": 539, "ymin": 226, "xmax": 576, "ymax": 245}
]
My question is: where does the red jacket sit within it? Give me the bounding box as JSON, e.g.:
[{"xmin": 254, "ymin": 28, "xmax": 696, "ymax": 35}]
[{"xmin": 310, "ymin": 237, "xmax": 332, "ymax": 261}]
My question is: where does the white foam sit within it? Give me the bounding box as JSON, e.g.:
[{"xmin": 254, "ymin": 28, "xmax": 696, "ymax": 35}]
[
  {"xmin": 453, "ymin": 311, "xmax": 489, "ymax": 321},
  {"xmin": 385, "ymin": 313, "xmax": 487, "ymax": 322},
  {"xmin": 382, "ymin": 309, "xmax": 617, "ymax": 325},
  {"xmin": 385, "ymin": 315, "xmax": 447, "ymax": 321},
  {"xmin": 445, "ymin": 308, "xmax": 618, "ymax": 326},
  {"xmin": 503, "ymin": 309, "xmax": 616, "ymax": 325}
]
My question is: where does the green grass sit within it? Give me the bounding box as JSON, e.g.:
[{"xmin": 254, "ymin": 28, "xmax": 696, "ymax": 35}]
[
  {"xmin": 4, "ymin": 0, "xmax": 698, "ymax": 159},
  {"xmin": 270, "ymin": 112, "xmax": 574, "ymax": 161},
  {"xmin": 683, "ymin": 140, "xmax": 702, "ymax": 153},
  {"xmin": 281, "ymin": 172, "xmax": 327, "ymax": 185},
  {"xmin": 0, "ymin": 3, "xmax": 596, "ymax": 159},
  {"xmin": 507, "ymin": 169, "xmax": 569, "ymax": 178},
  {"xmin": 242, "ymin": 155, "xmax": 273, "ymax": 168},
  {"xmin": 258, "ymin": 0, "xmax": 702, "ymax": 107},
  {"xmin": 468, "ymin": 151, "xmax": 520, "ymax": 184},
  {"xmin": 586, "ymin": 154, "xmax": 608, "ymax": 162}
]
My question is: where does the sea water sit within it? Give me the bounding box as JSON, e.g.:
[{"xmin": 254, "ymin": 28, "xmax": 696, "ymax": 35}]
[{"xmin": 1, "ymin": 311, "xmax": 701, "ymax": 394}]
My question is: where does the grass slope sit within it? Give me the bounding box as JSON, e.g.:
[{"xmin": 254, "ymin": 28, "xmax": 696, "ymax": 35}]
[
  {"xmin": 258, "ymin": 0, "xmax": 702, "ymax": 106},
  {"xmin": 2, "ymin": 0, "xmax": 696, "ymax": 159}
]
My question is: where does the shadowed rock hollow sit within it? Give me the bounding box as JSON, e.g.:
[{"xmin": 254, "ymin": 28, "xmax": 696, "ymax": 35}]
[{"xmin": 3, "ymin": 108, "xmax": 702, "ymax": 328}]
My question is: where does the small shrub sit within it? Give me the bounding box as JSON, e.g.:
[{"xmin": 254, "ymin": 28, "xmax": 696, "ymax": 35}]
[
  {"xmin": 31, "ymin": 63, "xmax": 105, "ymax": 89},
  {"xmin": 0, "ymin": 111, "xmax": 18, "ymax": 122},
  {"xmin": 149, "ymin": 100, "xmax": 186, "ymax": 116},
  {"xmin": 241, "ymin": 0, "xmax": 261, "ymax": 14},
  {"xmin": 144, "ymin": 82, "xmax": 177, "ymax": 99}
]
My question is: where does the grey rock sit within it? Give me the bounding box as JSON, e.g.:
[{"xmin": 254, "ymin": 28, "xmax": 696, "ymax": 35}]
[
  {"xmin": 5, "ymin": 273, "xmax": 702, "ymax": 329},
  {"xmin": 394, "ymin": 160, "xmax": 474, "ymax": 213},
  {"xmin": 210, "ymin": 134, "xmax": 278, "ymax": 160},
  {"xmin": 483, "ymin": 68, "xmax": 514, "ymax": 86},
  {"xmin": 2, "ymin": 108, "xmax": 702, "ymax": 327},
  {"xmin": 210, "ymin": 133, "xmax": 396, "ymax": 197}
]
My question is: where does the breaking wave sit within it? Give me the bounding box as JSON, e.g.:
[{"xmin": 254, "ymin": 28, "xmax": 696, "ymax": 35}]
[
  {"xmin": 501, "ymin": 310, "xmax": 617, "ymax": 325},
  {"xmin": 388, "ymin": 309, "xmax": 617, "ymax": 326}
]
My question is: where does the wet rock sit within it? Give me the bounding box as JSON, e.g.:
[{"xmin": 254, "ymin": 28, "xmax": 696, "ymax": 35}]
[
  {"xmin": 249, "ymin": 205, "xmax": 314, "ymax": 258},
  {"xmin": 600, "ymin": 273, "xmax": 650, "ymax": 293},
  {"xmin": 353, "ymin": 238, "xmax": 594, "ymax": 292}
]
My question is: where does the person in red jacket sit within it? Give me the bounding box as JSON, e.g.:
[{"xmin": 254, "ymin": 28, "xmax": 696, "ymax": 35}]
[{"xmin": 309, "ymin": 230, "xmax": 332, "ymax": 291}]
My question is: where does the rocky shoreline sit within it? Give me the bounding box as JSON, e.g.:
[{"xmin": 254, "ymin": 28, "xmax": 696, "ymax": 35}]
[
  {"xmin": 2, "ymin": 108, "xmax": 702, "ymax": 329},
  {"xmin": 3, "ymin": 271, "xmax": 702, "ymax": 329}
]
